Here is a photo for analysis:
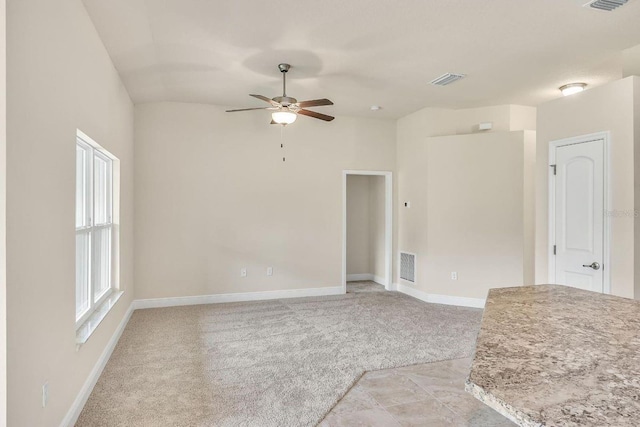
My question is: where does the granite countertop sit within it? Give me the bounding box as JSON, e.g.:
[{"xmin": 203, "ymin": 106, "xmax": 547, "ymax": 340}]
[{"xmin": 465, "ymin": 285, "xmax": 640, "ymax": 426}]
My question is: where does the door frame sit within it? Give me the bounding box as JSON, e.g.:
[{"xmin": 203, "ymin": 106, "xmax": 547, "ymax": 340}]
[
  {"xmin": 342, "ymin": 170, "xmax": 393, "ymax": 293},
  {"xmin": 548, "ymin": 131, "xmax": 611, "ymax": 293}
]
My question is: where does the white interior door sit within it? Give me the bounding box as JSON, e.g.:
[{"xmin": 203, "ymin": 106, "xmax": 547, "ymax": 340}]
[{"xmin": 554, "ymin": 139, "xmax": 604, "ymax": 293}]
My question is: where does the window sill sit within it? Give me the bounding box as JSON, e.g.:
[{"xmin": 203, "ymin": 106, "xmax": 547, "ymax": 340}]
[{"xmin": 76, "ymin": 290, "xmax": 124, "ymax": 348}]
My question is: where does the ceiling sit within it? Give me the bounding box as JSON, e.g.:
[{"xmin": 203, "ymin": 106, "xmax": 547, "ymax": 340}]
[{"xmin": 82, "ymin": 0, "xmax": 640, "ymax": 119}]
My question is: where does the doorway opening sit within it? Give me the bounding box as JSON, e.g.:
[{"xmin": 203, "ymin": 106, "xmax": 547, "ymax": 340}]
[
  {"xmin": 342, "ymin": 170, "xmax": 392, "ymax": 293},
  {"xmin": 548, "ymin": 131, "xmax": 611, "ymax": 293}
]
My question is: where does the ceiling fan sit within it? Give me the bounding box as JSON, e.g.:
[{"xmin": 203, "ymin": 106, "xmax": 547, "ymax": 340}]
[{"xmin": 226, "ymin": 63, "xmax": 334, "ymax": 125}]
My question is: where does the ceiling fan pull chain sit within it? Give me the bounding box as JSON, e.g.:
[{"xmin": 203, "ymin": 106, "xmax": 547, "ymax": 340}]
[{"xmin": 281, "ymin": 124, "xmax": 285, "ymax": 162}]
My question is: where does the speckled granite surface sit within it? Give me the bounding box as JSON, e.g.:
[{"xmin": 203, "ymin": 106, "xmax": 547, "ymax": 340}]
[{"xmin": 466, "ymin": 285, "xmax": 640, "ymax": 427}]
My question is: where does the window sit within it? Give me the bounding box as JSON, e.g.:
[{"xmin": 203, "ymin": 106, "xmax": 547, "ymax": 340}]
[{"xmin": 76, "ymin": 133, "xmax": 116, "ymax": 328}]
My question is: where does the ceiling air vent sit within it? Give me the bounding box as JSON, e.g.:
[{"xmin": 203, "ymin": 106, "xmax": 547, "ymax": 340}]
[
  {"xmin": 430, "ymin": 73, "xmax": 465, "ymax": 86},
  {"xmin": 585, "ymin": 0, "xmax": 628, "ymax": 11}
]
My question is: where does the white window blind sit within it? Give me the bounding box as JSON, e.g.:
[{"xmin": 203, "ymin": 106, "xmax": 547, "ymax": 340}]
[{"xmin": 75, "ymin": 135, "xmax": 115, "ymax": 327}]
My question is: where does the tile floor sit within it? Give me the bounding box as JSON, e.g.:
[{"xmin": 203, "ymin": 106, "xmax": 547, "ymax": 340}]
[
  {"xmin": 320, "ymin": 358, "xmax": 515, "ymax": 426},
  {"xmin": 319, "ymin": 285, "xmax": 515, "ymax": 427}
]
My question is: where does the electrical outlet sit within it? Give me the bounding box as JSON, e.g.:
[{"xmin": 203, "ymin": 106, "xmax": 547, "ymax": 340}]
[
  {"xmin": 451, "ymin": 272, "xmax": 458, "ymax": 280},
  {"xmin": 240, "ymin": 268, "xmax": 247, "ymax": 277},
  {"xmin": 267, "ymin": 267, "xmax": 273, "ymax": 276},
  {"xmin": 42, "ymin": 382, "xmax": 49, "ymax": 408}
]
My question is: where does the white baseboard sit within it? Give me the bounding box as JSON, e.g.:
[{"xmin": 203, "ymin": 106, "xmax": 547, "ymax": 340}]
[
  {"xmin": 346, "ymin": 273, "xmax": 374, "ymax": 282},
  {"xmin": 395, "ymin": 283, "xmax": 486, "ymax": 308},
  {"xmin": 60, "ymin": 302, "xmax": 135, "ymax": 427},
  {"xmin": 133, "ymin": 286, "xmax": 344, "ymax": 310},
  {"xmin": 373, "ymin": 275, "xmax": 386, "ymax": 286}
]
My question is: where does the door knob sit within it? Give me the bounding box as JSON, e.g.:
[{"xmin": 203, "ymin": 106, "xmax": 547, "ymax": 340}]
[{"xmin": 582, "ymin": 262, "xmax": 600, "ymax": 270}]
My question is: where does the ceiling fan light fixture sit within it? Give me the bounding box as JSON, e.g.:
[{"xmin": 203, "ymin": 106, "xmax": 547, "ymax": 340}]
[
  {"xmin": 560, "ymin": 83, "xmax": 587, "ymax": 96},
  {"xmin": 227, "ymin": 64, "xmax": 334, "ymax": 124},
  {"xmin": 272, "ymin": 110, "xmax": 297, "ymax": 125}
]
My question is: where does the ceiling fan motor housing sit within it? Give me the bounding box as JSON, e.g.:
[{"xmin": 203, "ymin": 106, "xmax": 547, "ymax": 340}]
[{"xmin": 273, "ymin": 96, "xmax": 297, "ymax": 107}]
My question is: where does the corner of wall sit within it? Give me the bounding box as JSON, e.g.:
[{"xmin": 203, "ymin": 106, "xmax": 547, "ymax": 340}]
[
  {"xmin": 633, "ymin": 76, "xmax": 640, "ymax": 299},
  {"xmin": 509, "ymin": 105, "xmax": 537, "ymax": 132},
  {"xmin": 523, "ymin": 130, "xmax": 537, "ymax": 285},
  {"xmin": 623, "ymin": 44, "xmax": 640, "ymax": 78},
  {"xmin": 0, "ymin": 0, "xmax": 6, "ymax": 423}
]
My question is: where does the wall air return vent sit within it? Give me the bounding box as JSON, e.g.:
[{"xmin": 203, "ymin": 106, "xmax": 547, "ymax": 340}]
[
  {"xmin": 585, "ymin": 0, "xmax": 628, "ymax": 11},
  {"xmin": 400, "ymin": 252, "xmax": 416, "ymax": 283},
  {"xmin": 430, "ymin": 73, "xmax": 466, "ymax": 86}
]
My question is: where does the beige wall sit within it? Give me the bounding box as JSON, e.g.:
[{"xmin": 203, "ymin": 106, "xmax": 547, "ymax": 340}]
[
  {"xmin": 636, "ymin": 78, "xmax": 640, "ymax": 300},
  {"xmin": 396, "ymin": 104, "xmax": 536, "ymax": 140},
  {"xmin": 346, "ymin": 175, "xmax": 371, "ymax": 275},
  {"xmin": 0, "ymin": 0, "xmax": 6, "ymax": 424},
  {"xmin": 535, "ymin": 76, "xmax": 637, "ymax": 298},
  {"xmin": 510, "ymin": 105, "xmax": 537, "ymax": 132},
  {"xmin": 623, "ymin": 44, "xmax": 640, "ymax": 77},
  {"xmin": 346, "ymin": 175, "xmax": 385, "ymax": 280},
  {"xmin": 455, "ymin": 105, "xmax": 512, "ymax": 134},
  {"xmin": 523, "ymin": 131, "xmax": 537, "ymax": 286},
  {"xmin": 134, "ymin": 102, "xmax": 396, "ymax": 299},
  {"xmin": 6, "ymin": 0, "xmax": 134, "ymax": 425},
  {"xmin": 369, "ymin": 176, "xmax": 386, "ymax": 280},
  {"xmin": 396, "ymin": 105, "xmax": 536, "ymax": 299},
  {"xmin": 397, "ymin": 130, "xmax": 535, "ymax": 299}
]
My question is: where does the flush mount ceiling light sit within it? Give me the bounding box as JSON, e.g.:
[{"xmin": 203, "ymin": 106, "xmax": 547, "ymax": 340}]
[
  {"xmin": 560, "ymin": 83, "xmax": 587, "ymax": 96},
  {"xmin": 370, "ymin": 105, "xmax": 382, "ymax": 111},
  {"xmin": 272, "ymin": 109, "xmax": 297, "ymax": 125}
]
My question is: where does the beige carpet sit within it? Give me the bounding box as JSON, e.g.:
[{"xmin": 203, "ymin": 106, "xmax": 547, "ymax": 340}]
[{"xmin": 76, "ymin": 283, "xmax": 483, "ymax": 426}]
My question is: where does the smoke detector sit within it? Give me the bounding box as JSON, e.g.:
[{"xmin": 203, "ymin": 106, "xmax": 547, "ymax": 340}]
[
  {"xmin": 585, "ymin": 0, "xmax": 628, "ymax": 11},
  {"xmin": 430, "ymin": 73, "xmax": 466, "ymax": 86}
]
